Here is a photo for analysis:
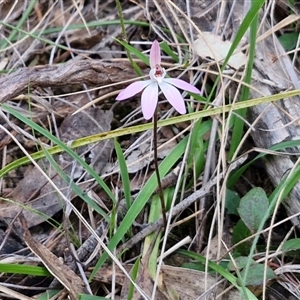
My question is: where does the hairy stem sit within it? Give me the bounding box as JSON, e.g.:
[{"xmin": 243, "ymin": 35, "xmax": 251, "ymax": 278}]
[{"xmin": 153, "ymin": 110, "xmax": 167, "ymax": 228}]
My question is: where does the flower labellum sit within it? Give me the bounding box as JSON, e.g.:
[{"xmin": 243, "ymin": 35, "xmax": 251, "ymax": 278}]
[{"xmin": 116, "ymin": 40, "xmax": 201, "ymax": 120}]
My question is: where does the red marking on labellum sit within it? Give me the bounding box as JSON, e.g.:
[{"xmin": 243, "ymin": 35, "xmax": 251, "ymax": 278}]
[{"xmin": 154, "ymin": 64, "xmax": 163, "ymax": 77}]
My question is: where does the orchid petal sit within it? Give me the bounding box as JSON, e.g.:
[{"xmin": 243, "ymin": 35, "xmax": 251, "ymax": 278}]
[
  {"xmin": 159, "ymin": 82, "xmax": 186, "ymax": 114},
  {"xmin": 141, "ymin": 82, "xmax": 158, "ymax": 120},
  {"xmin": 150, "ymin": 40, "xmax": 161, "ymax": 69},
  {"xmin": 164, "ymin": 78, "xmax": 201, "ymax": 94},
  {"xmin": 116, "ymin": 80, "xmax": 152, "ymax": 100}
]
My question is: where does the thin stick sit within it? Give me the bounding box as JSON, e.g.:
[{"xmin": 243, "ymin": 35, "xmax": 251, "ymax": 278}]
[{"xmin": 153, "ymin": 109, "xmax": 167, "ymax": 228}]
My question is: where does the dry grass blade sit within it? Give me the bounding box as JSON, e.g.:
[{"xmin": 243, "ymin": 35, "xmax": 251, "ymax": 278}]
[{"xmin": 20, "ymin": 215, "xmax": 87, "ymax": 300}]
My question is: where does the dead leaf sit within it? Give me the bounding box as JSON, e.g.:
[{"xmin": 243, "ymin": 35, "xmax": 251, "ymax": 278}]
[
  {"xmin": 193, "ymin": 32, "xmax": 247, "ymax": 69},
  {"xmin": 92, "ymin": 264, "xmax": 242, "ymax": 299},
  {"xmin": 121, "ymin": 234, "xmax": 168, "ymax": 300},
  {"xmin": 0, "ymin": 57, "xmax": 8, "ymax": 71},
  {"xmin": 201, "ymin": 231, "xmax": 232, "ymax": 260},
  {"xmin": 160, "ymin": 265, "xmax": 240, "ymax": 300},
  {"xmin": 21, "ymin": 216, "xmax": 86, "ymax": 300},
  {"xmin": 120, "ymin": 260, "xmax": 168, "ymax": 300}
]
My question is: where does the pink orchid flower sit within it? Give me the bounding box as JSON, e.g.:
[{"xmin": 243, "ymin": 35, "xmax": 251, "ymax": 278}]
[{"xmin": 116, "ymin": 40, "xmax": 201, "ymax": 120}]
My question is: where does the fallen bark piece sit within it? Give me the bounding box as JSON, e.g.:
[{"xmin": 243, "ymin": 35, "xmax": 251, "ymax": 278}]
[
  {"xmin": 21, "ymin": 216, "xmax": 86, "ymax": 300},
  {"xmin": 0, "ymin": 60, "xmax": 142, "ymax": 103}
]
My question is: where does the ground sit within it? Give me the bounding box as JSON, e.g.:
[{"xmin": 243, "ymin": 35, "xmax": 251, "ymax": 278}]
[{"xmin": 0, "ymin": 1, "xmax": 300, "ymax": 299}]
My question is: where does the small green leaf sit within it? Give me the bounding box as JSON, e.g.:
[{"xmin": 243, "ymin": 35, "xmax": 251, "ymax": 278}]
[
  {"xmin": 239, "ymin": 264, "xmax": 276, "ymax": 286},
  {"xmin": 227, "ymin": 256, "xmax": 255, "ymax": 271},
  {"xmin": 114, "ymin": 139, "xmax": 132, "ymax": 210},
  {"xmin": 232, "ymin": 220, "xmax": 251, "ymax": 256},
  {"xmin": 225, "ymin": 189, "xmax": 240, "ymax": 215},
  {"xmin": 115, "ymin": 38, "xmax": 149, "ymax": 65},
  {"xmin": 278, "ymin": 32, "xmax": 299, "ymax": 51},
  {"xmin": 282, "ymin": 238, "xmax": 300, "ymax": 252},
  {"xmin": 237, "ymin": 187, "xmax": 269, "ymax": 233}
]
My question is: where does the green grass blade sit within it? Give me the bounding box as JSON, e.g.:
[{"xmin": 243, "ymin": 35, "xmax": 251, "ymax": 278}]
[
  {"xmin": 114, "ymin": 139, "xmax": 132, "ymax": 209},
  {"xmin": 206, "ymin": 0, "xmax": 265, "ymax": 105},
  {"xmin": 227, "ymin": 139, "xmax": 300, "ymax": 187},
  {"xmin": 1, "ymin": 20, "xmax": 149, "ymax": 43},
  {"xmin": 228, "ymin": 2, "xmax": 260, "ymax": 159},
  {"xmin": 0, "ymin": 21, "xmax": 71, "ymax": 53},
  {"xmin": 0, "ymin": 0, "xmax": 36, "ymax": 50},
  {"xmin": 160, "ymin": 41, "xmax": 179, "ymax": 63},
  {"xmin": 222, "ymin": 0, "xmax": 264, "ymax": 69},
  {"xmin": 115, "ymin": 38, "xmax": 149, "ymax": 66},
  {"xmin": 89, "ymin": 135, "xmax": 189, "ymax": 280},
  {"xmin": 127, "ymin": 258, "xmax": 141, "ymax": 300},
  {"xmin": 0, "ymin": 263, "xmax": 51, "ymax": 276},
  {"xmin": 0, "ymin": 20, "xmax": 149, "ymax": 56},
  {"xmin": 1, "ymin": 104, "xmax": 116, "ymax": 205},
  {"xmin": 178, "ymin": 250, "xmax": 258, "ymax": 299},
  {"xmin": 42, "ymin": 146, "xmax": 109, "ymax": 221},
  {"xmin": 0, "ymin": 196, "xmax": 62, "ymax": 228}
]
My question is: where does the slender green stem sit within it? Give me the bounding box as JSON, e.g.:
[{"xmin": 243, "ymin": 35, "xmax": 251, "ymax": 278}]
[
  {"xmin": 153, "ymin": 110, "xmax": 167, "ymax": 228},
  {"xmin": 115, "ymin": 0, "xmax": 127, "ymax": 41},
  {"xmin": 115, "ymin": 0, "xmax": 142, "ymax": 77}
]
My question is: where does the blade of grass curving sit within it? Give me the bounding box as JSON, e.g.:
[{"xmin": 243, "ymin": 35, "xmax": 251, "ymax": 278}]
[
  {"xmin": 0, "ymin": 196, "xmax": 62, "ymax": 228},
  {"xmin": 114, "ymin": 139, "xmax": 132, "ymax": 209},
  {"xmin": 115, "ymin": 38, "xmax": 149, "ymax": 66},
  {"xmin": 227, "ymin": 139, "xmax": 300, "ymax": 187},
  {"xmin": 269, "ymin": 164, "xmax": 300, "ymax": 205},
  {"xmin": 221, "ymin": 0, "xmax": 264, "ymax": 69},
  {"xmin": 0, "ymin": 20, "xmax": 149, "ymax": 61},
  {"xmin": 2, "ymin": 91, "xmax": 300, "ymax": 178},
  {"xmin": 228, "ymin": 2, "xmax": 259, "ymax": 159},
  {"xmin": 1, "ymin": 20, "xmax": 149, "ymax": 44},
  {"xmin": 206, "ymin": 0, "xmax": 265, "ymax": 104},
  {"xmin": 178, "ymin": 250, "xmax": 258, "ymax": 299},
  {"xmin": 160, "ymin": 41, "xmax": 179, "ymax": 63},
  {"xmin": 0, "ymin": 263, "xmax": 51, "ymax": 276},
  {"xmin": 0, "ymin": 0, "xmax": 36, "ymax": 50},
  {"xmin": 1, "ymin": 104, "xmax": 116, "ymax": 205},
  {"xmin": 42, "ymin": 145, "xmax": 109, "ymax": 221},
  {"xmin": 89, "ymin": 136, "xmax": 189, "ymax": 280}
]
